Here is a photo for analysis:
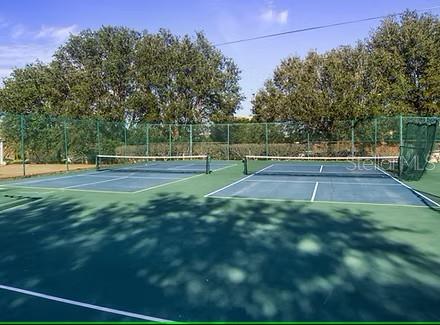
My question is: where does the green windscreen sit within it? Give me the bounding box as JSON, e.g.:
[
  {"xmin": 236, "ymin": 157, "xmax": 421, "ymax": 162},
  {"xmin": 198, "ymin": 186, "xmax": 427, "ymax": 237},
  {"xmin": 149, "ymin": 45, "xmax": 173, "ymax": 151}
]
[{"xmin": 400, "ymin": 118, "xmax": 438, "ymax": 181}]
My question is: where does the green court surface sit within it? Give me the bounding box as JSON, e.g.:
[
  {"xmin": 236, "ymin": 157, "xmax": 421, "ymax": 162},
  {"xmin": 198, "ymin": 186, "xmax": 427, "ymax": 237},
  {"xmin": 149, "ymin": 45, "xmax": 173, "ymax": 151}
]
[{"xmin": 1, "ymin": 163, "xmax": 440, "ymax": 322}]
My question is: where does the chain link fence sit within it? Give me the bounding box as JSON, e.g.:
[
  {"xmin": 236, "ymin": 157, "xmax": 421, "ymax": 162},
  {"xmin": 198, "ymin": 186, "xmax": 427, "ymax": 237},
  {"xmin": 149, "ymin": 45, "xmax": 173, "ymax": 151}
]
[{"xmin": 0, "ymin": 112, "xmax": 438, "ymax": 179}]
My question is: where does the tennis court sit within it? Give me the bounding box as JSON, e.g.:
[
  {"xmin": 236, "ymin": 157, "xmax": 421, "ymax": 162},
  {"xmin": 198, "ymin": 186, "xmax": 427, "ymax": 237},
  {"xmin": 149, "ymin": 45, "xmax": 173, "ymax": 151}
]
[
  {"xmin": 0, "ymin": 156, "xmax": 440, "ymax": 322},
  {"xmin": 1, "ymin": 156, "xmax": 233, "ymax": 193},
  {"xmin": 205, "ymin": 156, "xmax": 440, "ymax": 207}
]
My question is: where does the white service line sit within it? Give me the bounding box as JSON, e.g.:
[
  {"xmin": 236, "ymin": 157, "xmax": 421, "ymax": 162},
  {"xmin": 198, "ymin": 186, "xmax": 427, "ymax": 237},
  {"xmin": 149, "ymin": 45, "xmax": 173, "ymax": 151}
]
[
  {"xmin": 243, "ymin": 179, "xmax": 401, "ymax": 186},
  {"xmin": 211, "ymin": 164, "xmax": 237, "ymax": 172},
  {"xmin": 76, "ymin": 174, "xmax": 180, "ymax": 180},
  {"xmin": 133, "ymin": 173, "xmax": 205, "ymax": 194},
  {"xmin": 311, "ymin": 182, "xmax": 319, "ymax": 202},
  {"xmin": 376, "ymin": 167, "xmax": 440, "ymax": 208},
  {"xmin": 204, "ymin": 164, "xmax": 274, "ymax": 198},
  {"xmin": 319, "ymin": 165, "xmax": 323, "ymax": 173},
  {"xmin": 64, "ymin": 176, "xmax": 130, "ymax": 189},
  {"xmin": 0, "ymin": 284, "xmax": 172, "ymax": 322}
]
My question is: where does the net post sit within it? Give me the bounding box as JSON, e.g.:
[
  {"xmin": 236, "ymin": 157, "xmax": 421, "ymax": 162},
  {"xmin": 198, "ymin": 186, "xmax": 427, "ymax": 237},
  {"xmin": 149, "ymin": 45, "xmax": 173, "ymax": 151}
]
[
  {"xmin": 243, "ymin": 156, "xmax": 248, "ymax": 175},
  {"xmin": 63, "ymin": 119, "xmax": 69, "ymax": 171},
  {"xmin": 95, "ymin": 154, "xmax": 99, "ymax": 170},
  {"xmin": 227, "ymin": 124, "xmax": 230, "ymax": 160},
  {"xmin": 20, "ymin": 114, "xmax": 26, "ymax": 176},
  {"xmin": 205, "ymin": 154, "xmax": 210, "ymax": 174},
  {"xmin": 265, "ymin": 123, "xmax": 269, "ymax": 156}
]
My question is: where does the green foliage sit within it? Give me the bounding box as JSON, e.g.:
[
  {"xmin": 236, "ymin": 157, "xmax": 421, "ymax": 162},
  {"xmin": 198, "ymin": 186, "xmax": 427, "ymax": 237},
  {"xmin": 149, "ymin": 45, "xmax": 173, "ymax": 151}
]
[
  {"xmin": 252, "ymin": 11, "xmax": 440, "ymax": 131},
  {"xmin": 0, "ymin": 27, "xmax": 243, "ymax": 124}
]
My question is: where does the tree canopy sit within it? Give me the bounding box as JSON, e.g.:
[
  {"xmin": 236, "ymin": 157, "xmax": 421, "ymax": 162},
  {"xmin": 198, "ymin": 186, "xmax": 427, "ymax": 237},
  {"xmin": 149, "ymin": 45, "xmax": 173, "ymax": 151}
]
[
  {"xmin": 0, "ymin": 27, "xmax": 243, "ymax": 124},
  {"xmin": 252, "ymin": 11, "xmax": 440, "ymax": 131}
]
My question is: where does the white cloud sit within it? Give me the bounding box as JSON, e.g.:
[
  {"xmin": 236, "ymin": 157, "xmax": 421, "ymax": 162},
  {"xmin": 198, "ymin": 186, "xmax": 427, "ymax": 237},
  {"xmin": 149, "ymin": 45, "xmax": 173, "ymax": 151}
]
[
  {"xmin": 10, "ymin": 24, "xmax": 26, "ymax": 39},
  {"xmin": 0, "ymin": 43, "xmax": 56, "ymax": 81},
  {"xmin": 35, "ymin": 24, "xmax": 78, "ymax": 42},
  {"xmin": 0, "ymin": 68, "xmax": 13, "ymax": 83},
  {"xmin": 0, "ymin": 43, "xmax": 57, "ymax": 85},
  {"xmin": 260, "ymin": 8, "xmax": 289, "ymax": 24}
]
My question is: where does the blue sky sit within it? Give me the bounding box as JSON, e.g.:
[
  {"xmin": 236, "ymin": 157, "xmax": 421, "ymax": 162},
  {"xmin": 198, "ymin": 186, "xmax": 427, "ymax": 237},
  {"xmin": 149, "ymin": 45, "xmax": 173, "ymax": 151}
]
[{"xmin": 1, "ymin": 0, "xmax": 439, "ymax": 115}]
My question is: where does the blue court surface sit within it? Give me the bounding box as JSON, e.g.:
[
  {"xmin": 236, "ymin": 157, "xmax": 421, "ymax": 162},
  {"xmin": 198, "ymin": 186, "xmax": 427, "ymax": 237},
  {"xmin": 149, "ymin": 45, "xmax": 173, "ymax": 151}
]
[
  {"xmin": 206, "ymin": 162, "xmax": 439, "ymax": 207},
  {"xmin": 0, "ymin": 161, "xmax": 233, "ymax": 193}
]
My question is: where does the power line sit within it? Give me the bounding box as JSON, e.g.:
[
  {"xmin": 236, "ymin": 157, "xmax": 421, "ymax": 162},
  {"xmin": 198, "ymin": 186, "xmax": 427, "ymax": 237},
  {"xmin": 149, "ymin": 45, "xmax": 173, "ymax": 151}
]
[{"xmin": 214, "ymin": 6, "xmax": 440, "ymax": 46}]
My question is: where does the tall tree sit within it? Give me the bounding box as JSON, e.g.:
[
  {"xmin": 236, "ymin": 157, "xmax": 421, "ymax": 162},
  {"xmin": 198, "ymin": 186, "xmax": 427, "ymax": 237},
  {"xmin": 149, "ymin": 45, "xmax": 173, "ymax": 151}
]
[
  {"xmin": 252, "ymin": 10, "xmax": 440, "ymax": 131},
  {"xmin": 367, "ymin": 11, "xmax": 440, "ymax": 115},
  {"xmin": 0, "ymin": 26, "xmax": 243, "ymax": 124}
]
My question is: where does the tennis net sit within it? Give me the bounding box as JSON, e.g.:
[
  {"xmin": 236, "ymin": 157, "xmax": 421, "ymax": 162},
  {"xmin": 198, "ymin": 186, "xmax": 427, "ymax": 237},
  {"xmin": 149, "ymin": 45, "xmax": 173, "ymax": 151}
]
[
  {"xmin": 96, "ymin": 154, "xmax": 211, "ymax": 174},
  {"xmin": 243, "ymin": 155, "xmax": 399, "ymax": 178}
]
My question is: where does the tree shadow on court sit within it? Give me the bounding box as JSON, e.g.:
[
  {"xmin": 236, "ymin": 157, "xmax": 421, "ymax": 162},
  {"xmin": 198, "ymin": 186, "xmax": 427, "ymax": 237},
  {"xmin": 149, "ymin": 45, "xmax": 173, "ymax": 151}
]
[{"xmin": 1, "ymin": 193, "xmax": 440, "ymax": 321}]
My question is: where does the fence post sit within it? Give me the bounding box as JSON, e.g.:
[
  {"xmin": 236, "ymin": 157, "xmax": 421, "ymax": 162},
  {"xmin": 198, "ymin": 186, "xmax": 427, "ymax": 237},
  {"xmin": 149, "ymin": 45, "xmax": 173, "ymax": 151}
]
[
  {"xmin": 399, "ymin": 115, "xmax": 403, "ymax": 176},
  {"xmin": 227, "ymin": 124, "xmax": 230, "ymax": 160},
  {"xmin": 20, "ymin": 114, "xmax": 26, "ymax": 176},
  {"xmin": 145, "ymin": 124, "xmax": 149, "ymax": 156},
  {"xmin": 96, "ymin": 120, "xmax": 101, "ymax": 156},
  {"xmin": 374, "ymin": 118, "xmax": 378, "ymax": 156},
  {"xmin": 169, "ymin": 124, "xmax": 172, "ymax": 157},
  {"xmin": 307, "ymin": 132, "xmax": 310, "ymax": 157},
  {"xmin": 399, "ymin": 115, "xmax": 403, "ymax": 148},
  {"xmin": 351, "ymin": 120, "xmax": 355, "ymax": 157},
  {"xmin": 265, "ymin": 123, "xmax": 269, "ymax": 156},
  {"xmin": 124, "ymin": 126, "xmax": 127, "ymax": 156},
  {"xmin": 63, "ymin": 119, "xmax": 69, "ymax": 171},
  {"xmin": 189, "ymin": 124, "xmax": 193, "ymax": 156}
]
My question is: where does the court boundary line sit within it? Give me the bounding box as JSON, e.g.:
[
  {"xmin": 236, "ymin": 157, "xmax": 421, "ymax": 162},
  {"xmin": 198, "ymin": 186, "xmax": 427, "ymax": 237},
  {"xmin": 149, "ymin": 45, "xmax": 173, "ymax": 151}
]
[
  {"xmin": 243, "ymin": 179, "xmax": 402, "ymax": 186},
  {"xmin": 311, "ymin": 182, "xmax": 319, "ymax": 202},
  {"xmin": 375, "ymin": 167, "xmax": 440, "ymax": 208},
  {"xmin": 64, "ymin": 175, "xmax": 131, "ymax": 189},
  {"xmin": 2, "ymin": 172, "xmax": 99, "ymax": 186},
  {"xmin": 206, "ymin": 195, "xmax": 434, "ymax": 208},
  {"xmin": 0, "ymin": 284, "xmax": 172, "ymax": 322},
  {"xmin": 0, "ymin": 172, "xmax": 205, "ymax": 195},
  {"xmin": 0, "ymin": 185, "xmax": 133, "ymax": 195},
  {"xmin": 132, "ymin": 172, "xmax": 206, "ymax": 194},
  {"xmin": 204, "ymin": 164, "xmax": 274, "ymax": 198}
]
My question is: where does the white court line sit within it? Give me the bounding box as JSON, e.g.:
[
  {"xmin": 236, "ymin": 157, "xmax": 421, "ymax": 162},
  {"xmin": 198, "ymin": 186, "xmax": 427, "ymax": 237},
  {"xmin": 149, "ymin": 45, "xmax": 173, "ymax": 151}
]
[
  {"xmin": 4, "ymin": 170, "xmax": 111, "ymax": 186},
  {"xmin": 64, "ymin": 176, "xmax": 130, "ymax": 189},
  {"xmin": 211, "ymin": 164, "xmax": 237, "ymax": 172},
  {"xmin": 5, "ymin": 173, "xmax": 88, "ymax": 186},
  {"xmin": 319, "ymin": 165, "xmax": 323, "ymax": 173},
  {"xmin": 76, "ymin": 174, "xmax": 180, "ymax": 180},
  {"xmin": 243, "ymin": 179, "xmax": 401, "ymax": 186},
  {"xmin": 376, "ymin": 167, "xmax": 440, "ymax": 208},
  {"xmin": 207, "ymin": 195, "xmax": 432, "ymax": 208},
  {"xmin": 168, "ymin": 163, "xmax": 201, "ymax": 170},
  {"xmin": 0, "ymin": 185, "xmax": 133, "ymax": 195},
  {"xmin": 204, "ymin": 164, "xmax": 274, "ymax": 198},
  {"xmin": 0, "ymin": 284, "xmax": 172, "ymax": 322},
  {"xmin": 133, "ymin": 173, "xmax": 205, "ymax": 194},
  {"xmin": 0, "ymin": 199, "xmax": 40, "ymax": 213},
  {"xmin": 311, "ymin": 182, "xmax": 319, "ymax": 202}
]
